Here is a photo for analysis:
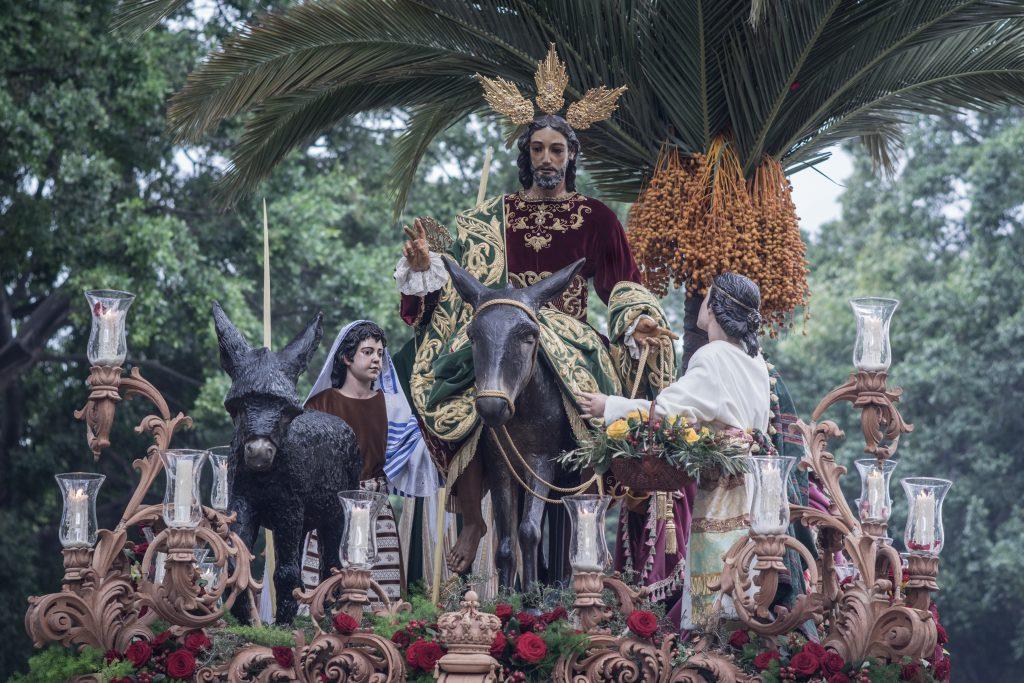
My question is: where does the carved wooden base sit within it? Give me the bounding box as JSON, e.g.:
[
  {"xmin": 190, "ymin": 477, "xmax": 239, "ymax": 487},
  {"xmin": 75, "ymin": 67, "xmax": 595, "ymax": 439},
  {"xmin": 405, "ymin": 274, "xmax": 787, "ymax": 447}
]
[
  {"xmin": 572, "ymin": 572, "xmax": 645, "ymax": 635},
  {"xmin": 904, "ymin": 554, "xmax": 939, "ymax": 610},
  {"xmin": 861, "ymin": 520, "xmax": 888, "ymax": 538},
  {"xmin": 293, "ymin": 566, "xmax": 410, "ymax": 628},
  {"xmin": 436, "ymin": 590, "xmax": 502, "ymax": 682}
]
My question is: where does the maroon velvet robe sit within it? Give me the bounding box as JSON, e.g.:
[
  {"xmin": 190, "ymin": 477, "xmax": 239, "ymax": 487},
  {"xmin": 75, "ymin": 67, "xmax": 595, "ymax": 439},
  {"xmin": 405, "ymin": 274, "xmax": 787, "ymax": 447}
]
[{"xmin": 400, "ymin": 191, "xmax": 641, "ymax": 326}]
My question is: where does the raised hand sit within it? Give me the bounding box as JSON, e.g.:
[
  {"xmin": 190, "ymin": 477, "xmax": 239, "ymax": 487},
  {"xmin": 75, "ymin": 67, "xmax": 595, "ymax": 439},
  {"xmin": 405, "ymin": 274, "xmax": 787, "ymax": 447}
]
[
  {"xmin": 402, "ymin": 219, "xmax": 432, "ymax": 272},
  {"xmin": 631, "ymin": 316, "xmax": 679, "ymax": 349}
]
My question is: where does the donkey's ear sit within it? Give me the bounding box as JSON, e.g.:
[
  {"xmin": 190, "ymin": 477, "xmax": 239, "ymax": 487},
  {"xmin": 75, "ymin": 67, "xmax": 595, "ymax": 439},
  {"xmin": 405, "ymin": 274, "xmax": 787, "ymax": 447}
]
[
  {"xmin": 526, "ymin": 258, "xmax": 586, "ymax": 308},
  {"xmin": 212, "ymin": 302, "xmax": 253, "ymax": 379},
  {"xmin": 278, "ymin": 311, "xmax": 324, "ymax": 382},
  {"xmin": 443, "ymin": 255, "xmax": 488, "ymax": 309}
]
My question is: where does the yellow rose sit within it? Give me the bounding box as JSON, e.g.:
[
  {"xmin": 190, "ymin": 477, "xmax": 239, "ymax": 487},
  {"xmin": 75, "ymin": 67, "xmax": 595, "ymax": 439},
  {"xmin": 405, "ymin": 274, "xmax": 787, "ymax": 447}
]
[
  {"xmin": 606, "ymin": 419, "xmax": 630, "ymax": 440},
  {"xmin": 684, "ymin": 428, "xmax": 699, "ymax": 444},
  {"xmin": 666, "ymin": 415, "xmax": 680, "ymax": 426},
  {"xmin": 700, "ymin": 426, "xmax": 711, "ymax": 437},
  {"xmin": 626, "ymin": 409, "xmax": 649, "ymax": 422}
]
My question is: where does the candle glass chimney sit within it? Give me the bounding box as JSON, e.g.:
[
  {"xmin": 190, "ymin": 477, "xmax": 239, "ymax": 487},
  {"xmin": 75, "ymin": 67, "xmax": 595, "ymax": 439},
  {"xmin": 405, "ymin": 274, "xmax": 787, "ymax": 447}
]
[
  {"xmin": 338, "ymin": 490, "xmax": 387, "ymax": 570},
  {"xmin": 56, "ymin": 472, "xmax": 105, "ymax": 548},
  {"xmin": 160, "ymin": 449, "xmax": 208, "ymax": 529},
  {"xmin": 564, "ymin": 494, "xmax": 612, "ymax": 572},
  {"xmin": 85, "ymin": 290, "xmax": 134, "ymax": 366}
]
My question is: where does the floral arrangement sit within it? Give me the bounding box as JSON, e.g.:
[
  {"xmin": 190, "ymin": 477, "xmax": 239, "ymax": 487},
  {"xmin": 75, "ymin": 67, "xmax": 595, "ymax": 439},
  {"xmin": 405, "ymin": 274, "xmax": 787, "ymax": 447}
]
[
  {"xmin": 100, "ymin": 628, "xmax": 212, "ymax": 682},
  {"xmin": 558, "ymin": 408, "xmax": 757, "ymax": 479},
  {"xmin": 483, "ymin": 603, "xmax": 589, "ymax": 682},
  {"xmin": 722, "ymin": 615, "xmax": 951, "ymax": 683}
]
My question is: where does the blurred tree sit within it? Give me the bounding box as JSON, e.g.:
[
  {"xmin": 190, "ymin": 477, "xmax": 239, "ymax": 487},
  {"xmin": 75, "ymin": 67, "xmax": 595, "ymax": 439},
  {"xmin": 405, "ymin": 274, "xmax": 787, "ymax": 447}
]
[{"xmin": 767, "ymin": 109, "xmax": 1024, "ymax": 682}]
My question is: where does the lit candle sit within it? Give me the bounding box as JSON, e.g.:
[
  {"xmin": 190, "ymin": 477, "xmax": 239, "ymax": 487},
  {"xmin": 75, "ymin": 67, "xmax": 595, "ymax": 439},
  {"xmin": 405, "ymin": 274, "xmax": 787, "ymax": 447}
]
[
  {"xmin": 95, "ymin": 306, "xmax": 122, "ymax": 364},
  {"xmin": 755, "ymin": 461, "xmax": 784, "ymax": 532},
  {"xmin": 866, "ymin": 468, "xmax": 885, "ymax": 520},
  {"xmin": 67, "ymin": 487, "xmax": 89, "ymax": 546},
  {"xmin": 575, "ymin": 510, "xmax": 600, "ymax": 570},
  {"xmin": 173, "ymin": 457, "xmax": 195, "ymax": 524},
  {"xmin": 913, "ymin": 490, "xmax": 936, "ymax": 549},
  {"xmin": 861, "ymin": 315, "xmax": 884, "ymax": 370},
  {"xmin": 347, "ymin": 507, "xmax": 370, "ymax": 566}
]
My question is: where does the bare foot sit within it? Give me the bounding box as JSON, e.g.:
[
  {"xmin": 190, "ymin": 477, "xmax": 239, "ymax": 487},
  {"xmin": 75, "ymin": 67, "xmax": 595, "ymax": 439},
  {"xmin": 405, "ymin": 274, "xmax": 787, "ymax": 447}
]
[{"xmin": 447, "ymin": 521, "xmax": 487, "ymax": 574}]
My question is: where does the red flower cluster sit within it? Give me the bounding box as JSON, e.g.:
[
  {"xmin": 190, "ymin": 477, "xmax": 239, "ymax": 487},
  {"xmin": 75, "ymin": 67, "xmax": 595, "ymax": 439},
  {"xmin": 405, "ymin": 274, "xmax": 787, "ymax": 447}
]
[
  {"xmin": 406, "ymin": 640, "xmax": 444, "ymax": 672},
  {"xmin": 109, "ymin": 629, "xmax": 208, "ymax": 681},
  {"xmin": 272, "ymin": 646, "xmax": 294, "ymax": 668},
  {"xmin": 514, "ymin": 632, "xmax": 547, "ymax": 664},
  {"xmin": 749, "ymin": 638, "xmax": 847, "ymax": 680},
  {"xmin": 332, "ymin": 611, "xmax": 359, "ymax": 635},
  {"xmin": 626, "ymin": 610, "xmax": 659, "ymax": 639},
  {"xmin": 485, "ymin": 602, "xmax": 571, "ymax": 677}
]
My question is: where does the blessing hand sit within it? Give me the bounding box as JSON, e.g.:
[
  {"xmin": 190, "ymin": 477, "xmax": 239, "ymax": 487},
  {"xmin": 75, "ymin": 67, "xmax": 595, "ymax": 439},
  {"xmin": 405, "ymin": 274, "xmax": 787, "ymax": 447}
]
[
  {"xmin": 631, "ymin": 317, "xmax": 679, "ymax": 349},
  {"xmin": 577, "ymin": 391, "xmax": 608, "ymax": 420},
  {"xmin": 402, "ymin": 219, "xmax": 432, "ymax": 272}
]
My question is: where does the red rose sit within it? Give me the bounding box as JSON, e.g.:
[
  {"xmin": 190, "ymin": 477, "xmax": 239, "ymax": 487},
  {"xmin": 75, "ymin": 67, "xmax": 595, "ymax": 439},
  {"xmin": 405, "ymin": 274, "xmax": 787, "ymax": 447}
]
[
  {"xmin": 626, "ymin": 610, "xmax": 659, "ymax": 639},
  {"xmin": 790, "ymin": 651, "xmax": 819, "ymax": 676},
  {"xmin": 111, "ymin": 678, "xmax": 133, "ymax": 683},
  {"xmin": 494, "ymin": 603, "xmax": 514, "ymax": 623},
  {"xmin": 392, "ymin": 629, "xmax": 412, "ymax": 647},
  {"xmin": 490, "ymin": 630, "xmax": 507, "ymax": 659},
  {"xmin": 828, "ymin": 675, "xmax": 851, "ymax": 683},
  {"xmin": 516, "ymin": 610, "xmax": 537, "ymax": 632},
  {"xmin": 332, "ymin": 612, "xmax": 359, "ymax": 635},
  {"xmin": 104, "ymin": 649, "xmax": 122, "ymax": 664},
  {"xmin": 406, "ymin": 640, "xmax": 444, "ymax": 671},
  {"xmin": 125, "ymin": 640, "xmax": 152, "ymax": 668},
  {"xmin": 822, "ymin": 651, "xmax": 846, "ymax": 675},
  {"xmin": 936, "ymin": 624, "xmax": 948, "ymax": 644},
  {"xmin": 728, "ymin": 629, "xmax": 750, "ymax": 648},
  {"xmin": 544, "ymin": 606, "xmax": 568, "ymax": 623},
  {"xmin": 272, "ymin": 645, "xmax": 294, "ymax": 668},
  {"xmin": 933, "ymin": 657, "xmax": 951, "ymax": 680},
  {"xmin": 514, "ymin": 632, "xmax": 547, "ymax": 664},
  {"xmin": 153, "ymin": 630, "xmax": 173, "ymax": 647},
  {"xmin": 753, "ymin": 650, "xmax": 780, "ymax": 670},
  {"xmin": 184, "ymin": 631, "xmax": 212, "ymax": 652},
  {"xmin": 166, "ymin": 648, "xmax": 197, "ymax": 679},
  {"xmin": 133, "ymin": 541, "xmax": 149, "ymax": 557},
  {"xmin": 803, "ymin": 641, "xmax": 827, "ymax": 660},
  {"xmin": 900, "ymin": 662, "xmax": 921, "ymax": 680}
]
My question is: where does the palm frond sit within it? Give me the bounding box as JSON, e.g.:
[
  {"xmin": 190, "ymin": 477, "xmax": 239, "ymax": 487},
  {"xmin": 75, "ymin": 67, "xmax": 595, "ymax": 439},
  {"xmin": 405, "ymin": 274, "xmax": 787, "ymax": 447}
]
[{"xmin": 111, "ymin": 0, "xmax": 189, "ymax": 39}]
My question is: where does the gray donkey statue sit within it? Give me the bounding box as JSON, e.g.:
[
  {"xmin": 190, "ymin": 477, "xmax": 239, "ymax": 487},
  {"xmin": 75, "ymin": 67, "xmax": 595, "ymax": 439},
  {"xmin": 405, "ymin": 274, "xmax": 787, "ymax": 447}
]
[
  {"xmin": 443, "ymin": 256, "xmax": 585, "ymax": 592},
  {"xmin": 212, "ymin": 302, "xmax": 361, "ymax": 624}
]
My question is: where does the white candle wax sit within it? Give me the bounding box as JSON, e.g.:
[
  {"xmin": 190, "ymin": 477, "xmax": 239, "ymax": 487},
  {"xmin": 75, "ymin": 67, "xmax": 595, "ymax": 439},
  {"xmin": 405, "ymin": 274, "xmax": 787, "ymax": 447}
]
[
  {"xmin": 860, "ymin": 315, "xmax": 885, "ymax": 370},
  {"xmin": 913, "ymin": 490, "xmax": 936, "ymax": 548},
  {"xmin": 575, "ymin": 510, "xmax": 600, "ymax": 570},
  {"xmin": 212, "ymin": 463, "xmax": 229, "ymax": 510},
  {"xmin": 67, "ymin": 487, "xmax": 89, "ymax": 545},
  {"xmin": 755, "ymin": 462, "xmax": 784, "ymax": 532},
  {"xmin": 154, "ymin": 551, "xmax": 167, "ymax": 584},
  {"xmin": 347, "ymin": 507, "xmax": 370, "ymax": 566},
  {"xmin": 866, "ymin": 468, "xmax": 886, "ymax": 520},
  {"xmin": 95, "ymin": 310, "xmax": 122, "ymax": 364},
  {"xmin": 173, "ymin": 458, "xmax": 195, "ymax": 524}
]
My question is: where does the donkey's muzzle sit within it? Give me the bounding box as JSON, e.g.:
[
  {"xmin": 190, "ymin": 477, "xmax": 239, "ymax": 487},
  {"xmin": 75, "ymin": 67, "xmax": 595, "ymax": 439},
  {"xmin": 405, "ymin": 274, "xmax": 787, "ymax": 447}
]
[
  {"xmin": 244, "ymin": 437, "xmax": 276, "ymax": 471},
  {"xmin": 475, "ymin": 393, "xmax": 513, "ymax": 427}
]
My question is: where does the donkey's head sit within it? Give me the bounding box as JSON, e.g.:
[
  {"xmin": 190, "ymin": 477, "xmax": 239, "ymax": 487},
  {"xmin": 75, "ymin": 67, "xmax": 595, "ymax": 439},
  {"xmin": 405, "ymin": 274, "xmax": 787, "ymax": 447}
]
[
  {"xmin": 213, "ymin": 302, "xmax": 323, "ymax": 472},
  {"xmin": 445, "ymin": 256, "xmax": 586, "ymax": 428}
]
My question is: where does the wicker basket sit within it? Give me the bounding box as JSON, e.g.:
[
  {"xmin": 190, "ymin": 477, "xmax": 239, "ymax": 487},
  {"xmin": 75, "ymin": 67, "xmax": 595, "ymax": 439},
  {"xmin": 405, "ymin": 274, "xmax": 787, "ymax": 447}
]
[{"xmin": 610, "ymin": 452, "xmax": 694, "ymax": 493}]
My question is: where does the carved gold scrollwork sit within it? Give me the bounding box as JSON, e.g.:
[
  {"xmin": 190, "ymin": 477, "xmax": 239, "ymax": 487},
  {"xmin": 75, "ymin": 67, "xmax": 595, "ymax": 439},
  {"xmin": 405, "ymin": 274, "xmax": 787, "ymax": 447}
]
[
  {"xmin": 293, "ymin": 567, "xmax": 410, "ymax": 631},
  {"xmin": 571, "ymin": 572, "xmax": 646, "ymax": 635},
  {"xmin": 810, "ymin": 371, "xmax": 913, "ymax": 459}
]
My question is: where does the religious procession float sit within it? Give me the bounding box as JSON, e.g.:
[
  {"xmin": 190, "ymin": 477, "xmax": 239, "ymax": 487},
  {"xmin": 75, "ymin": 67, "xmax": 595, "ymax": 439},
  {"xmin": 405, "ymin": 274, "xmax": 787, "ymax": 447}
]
[{"xmin": 23, "ymin": 1, "xmax": 1024, "ymax": 680}]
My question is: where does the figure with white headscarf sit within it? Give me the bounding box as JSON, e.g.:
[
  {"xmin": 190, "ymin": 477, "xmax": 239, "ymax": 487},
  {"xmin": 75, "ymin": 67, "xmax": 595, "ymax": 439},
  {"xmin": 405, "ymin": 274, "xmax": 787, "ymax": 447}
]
[{"xmin": 300, "ymin": 320, "xmax": 439, "ymax": 606}]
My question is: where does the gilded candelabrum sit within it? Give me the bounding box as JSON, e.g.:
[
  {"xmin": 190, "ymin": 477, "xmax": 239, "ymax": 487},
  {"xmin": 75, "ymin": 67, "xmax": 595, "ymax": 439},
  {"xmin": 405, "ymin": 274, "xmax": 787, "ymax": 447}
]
[
  {"xmin": 714, "ymin": 369, "xmax": 938, "ymax": 665},
  {"xmin": 25, "ymin": 362, "xmax": 262, "ymax": 652}
]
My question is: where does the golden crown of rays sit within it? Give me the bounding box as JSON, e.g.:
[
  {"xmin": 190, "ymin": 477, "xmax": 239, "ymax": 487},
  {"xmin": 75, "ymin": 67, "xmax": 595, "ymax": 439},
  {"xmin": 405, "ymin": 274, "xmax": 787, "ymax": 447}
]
[{"xmin": 476, "ymin": 44, "xmax": 627, "ymax": 130}]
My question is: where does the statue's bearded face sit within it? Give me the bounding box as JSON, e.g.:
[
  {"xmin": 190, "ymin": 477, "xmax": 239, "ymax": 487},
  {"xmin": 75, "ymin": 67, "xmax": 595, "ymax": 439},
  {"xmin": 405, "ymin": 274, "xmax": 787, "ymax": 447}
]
[{"xmin": 529, "ymin": 127, "xmax": 573, "ymax": 190}]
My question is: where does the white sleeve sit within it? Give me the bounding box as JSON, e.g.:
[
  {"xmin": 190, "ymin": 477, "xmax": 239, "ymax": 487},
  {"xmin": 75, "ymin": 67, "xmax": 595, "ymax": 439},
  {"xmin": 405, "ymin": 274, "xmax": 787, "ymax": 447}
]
[
  {"xmin": 651, "ymin": 349, "xmax": 722, "ymax": 424},
  {"xmin": 394, "ymin": 252, "xmax": 449, "ymax": 296},
  {"xmin": 623, "ymin": 315, "xmax": 656, "ymax": 360},
  {"xmin": 604, "ymin": 395, "xmax": 653, "ymax": 423}
]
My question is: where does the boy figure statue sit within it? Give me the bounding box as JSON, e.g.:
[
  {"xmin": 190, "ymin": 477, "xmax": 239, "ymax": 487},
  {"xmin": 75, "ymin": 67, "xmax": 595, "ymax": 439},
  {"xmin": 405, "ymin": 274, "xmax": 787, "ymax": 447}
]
[{"xmin": 302, "ymin": 320, "xmax": 439, "ymax": 605}]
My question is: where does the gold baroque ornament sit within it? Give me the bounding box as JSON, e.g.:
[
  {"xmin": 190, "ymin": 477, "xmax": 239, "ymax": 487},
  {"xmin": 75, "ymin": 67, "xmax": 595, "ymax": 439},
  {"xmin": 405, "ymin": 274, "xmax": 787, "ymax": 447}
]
[{"xmin": 477, "ymin": 44, "xmax": 626, "ymax": 128}]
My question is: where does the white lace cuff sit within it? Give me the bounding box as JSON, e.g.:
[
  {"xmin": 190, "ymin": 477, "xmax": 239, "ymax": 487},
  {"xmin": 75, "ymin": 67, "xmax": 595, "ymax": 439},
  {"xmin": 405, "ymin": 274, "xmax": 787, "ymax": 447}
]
[
  {"xmin": 394, "ymin": 252, "xmax": 449, "ymax": 296},
  {"xmin": 624, "ymin": 314, "xmax": 656, "ymax": 359}
]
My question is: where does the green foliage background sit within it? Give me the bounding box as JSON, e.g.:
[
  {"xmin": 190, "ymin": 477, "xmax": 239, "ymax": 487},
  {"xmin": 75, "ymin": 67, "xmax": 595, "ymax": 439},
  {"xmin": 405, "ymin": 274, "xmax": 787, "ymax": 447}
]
[{"xmin": 1, "ymin": 2, "xmax": 1021, "ymax": 680}]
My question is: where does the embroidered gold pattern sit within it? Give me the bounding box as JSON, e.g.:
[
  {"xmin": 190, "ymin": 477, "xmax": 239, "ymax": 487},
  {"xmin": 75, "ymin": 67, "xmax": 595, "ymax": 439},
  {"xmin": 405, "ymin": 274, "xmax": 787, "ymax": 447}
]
[
  {"xmin": 508, "ymin": 271, "xmax": 588, "ymax": 321},
  {"xmin": 506, "ymin": 192, "xmax": 591, "ymax": 251},
  {"xmin": 691, "ymin": 514, "xmax": 748, "ymax": 533}
]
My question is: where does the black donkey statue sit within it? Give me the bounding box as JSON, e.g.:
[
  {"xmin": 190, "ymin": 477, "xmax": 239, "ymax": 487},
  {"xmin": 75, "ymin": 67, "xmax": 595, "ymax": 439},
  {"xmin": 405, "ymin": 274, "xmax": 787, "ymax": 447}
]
[{"xmin": 213, "ymin": 302, "xmax": 361, "ymax": 624}]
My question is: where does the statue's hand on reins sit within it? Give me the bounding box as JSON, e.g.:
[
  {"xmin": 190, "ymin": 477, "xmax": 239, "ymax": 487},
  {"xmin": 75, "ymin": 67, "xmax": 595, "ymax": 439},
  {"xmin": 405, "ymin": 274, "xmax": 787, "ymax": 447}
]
[
  {"xmin": 577, "ymin": 391, "xmax": 607, "ymax": 420},
  {"xmin": 631, "ymin": 317, "xmax": 678, "ymax": 349}
]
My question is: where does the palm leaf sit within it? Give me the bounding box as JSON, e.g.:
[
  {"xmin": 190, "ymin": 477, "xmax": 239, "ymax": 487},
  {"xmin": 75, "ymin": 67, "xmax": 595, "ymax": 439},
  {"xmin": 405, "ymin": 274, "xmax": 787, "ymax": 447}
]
[{"xmin": 111, "ymin": 0, "xmax": 190, "ymax": 39}]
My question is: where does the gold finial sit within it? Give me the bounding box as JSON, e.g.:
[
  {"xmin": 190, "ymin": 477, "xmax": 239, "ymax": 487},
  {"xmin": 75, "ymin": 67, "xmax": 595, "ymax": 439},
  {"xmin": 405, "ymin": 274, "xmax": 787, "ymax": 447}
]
[
  {"xmin": 476, "ymin": 74, "xmax": 534, "ymax": 125},
  {"xmin": 566, "ymin": 85, "xmax": 628, "ymax": 130},
  {"xmin": 534, "ymin": 43, "xmax": 569, "ymax": 114}
]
